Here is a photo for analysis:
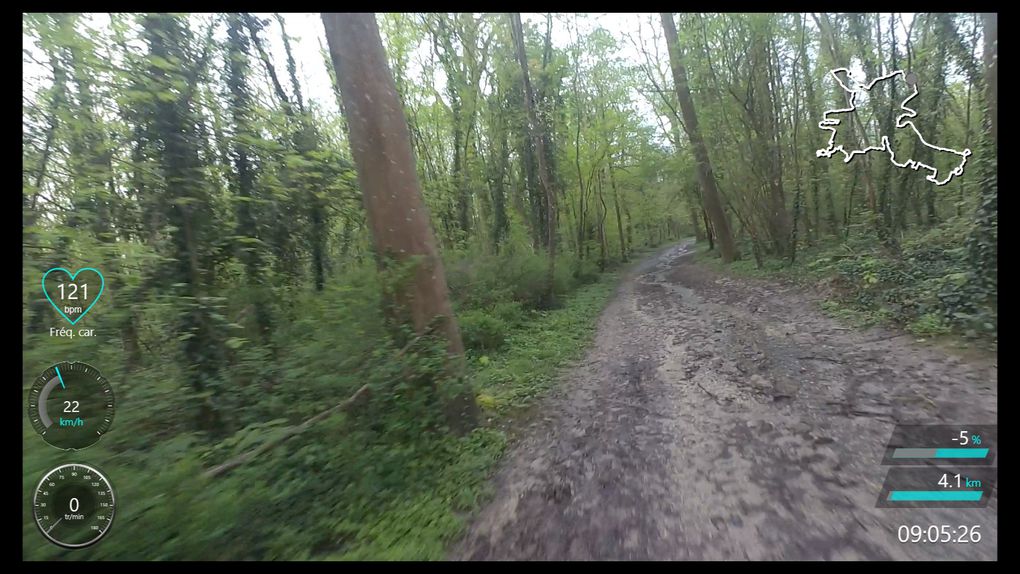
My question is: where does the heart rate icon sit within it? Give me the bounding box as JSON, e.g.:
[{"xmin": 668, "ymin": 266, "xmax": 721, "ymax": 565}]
[{"xmin": 42, "ymin": 267, "xmax": 105, "ymax": 325}]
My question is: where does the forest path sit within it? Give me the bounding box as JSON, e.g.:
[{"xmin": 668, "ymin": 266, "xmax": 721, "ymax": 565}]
[{"xmin": 453, "ymin": 240, "xmax": 997, "ymax": 560}]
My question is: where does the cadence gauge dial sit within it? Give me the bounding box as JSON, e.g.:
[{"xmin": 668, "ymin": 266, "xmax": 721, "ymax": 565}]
[{"xmin": 33, "ymin": 463, "xmax": 116, "ymax": 549}]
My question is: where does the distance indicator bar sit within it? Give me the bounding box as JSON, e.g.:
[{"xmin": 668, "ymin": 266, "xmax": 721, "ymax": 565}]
[
  {"xmin": 876, "ymin": 466, "xmax": 995, "ymax": 508},
  {"xmin": 888, "ymin": 490, "xmax": 984, "ymax": 502}
]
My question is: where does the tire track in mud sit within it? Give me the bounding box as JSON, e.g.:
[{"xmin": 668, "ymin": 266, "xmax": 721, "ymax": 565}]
[{"xmin": 454, "ymin": 241, "xmax": 997, "ymax": 561}]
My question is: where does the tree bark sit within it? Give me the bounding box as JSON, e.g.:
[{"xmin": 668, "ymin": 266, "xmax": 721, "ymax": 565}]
[
  {"xmin": 983, "ymin": 13, "xmax": 997, "ymax": 147},
  {"xmin": 226, "ymin": 14, "xmax": 272, "ymax": 338},
  {"xmin": 321, "ymin": 13, "xmax": 477, "ymax": 429},
  {"xmin": 143, "ymin": 13, "xmax": 225, "ymax": 434},
  {"xmin": 815, "ymin": 13, "xmax": 876, "ymax": 228},
  {"xmin": 597, "ymin": 166, "xmax": 608, "ymax": 271},
  {"xmin": 608, "ymin": 157, "xmax": 628, "ymax": 261},
  {"xmin": 965, "ymin": 13, "xmax": 997, "ymax": 318},
  {"xmin": 511, "ymin": 12, "xmax": 558, "ymax": 304},
  {"xmin": 660, "ymin": 13, "xmax": 739, "ymax": 262}
]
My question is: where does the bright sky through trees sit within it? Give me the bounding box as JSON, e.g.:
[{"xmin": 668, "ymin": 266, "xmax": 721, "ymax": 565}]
[{"xmin": 23, "ymin": 13, "xmax": 932, "ymax": 151}]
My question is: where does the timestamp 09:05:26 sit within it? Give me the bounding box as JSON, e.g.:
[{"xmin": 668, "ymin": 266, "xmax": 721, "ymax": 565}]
[{"xmin": 897, "ymin": 525, "xmax": 982, "ymax": 544}]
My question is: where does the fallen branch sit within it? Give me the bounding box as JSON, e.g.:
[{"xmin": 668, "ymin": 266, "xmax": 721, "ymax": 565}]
[
  {"xmin": 202, "ymin": 384, "xmax": 371, "ymax": 479},
  {"xmin": 393, "ymin": 333, "xmax": 425, "ymax": 360},
  {"xmin": 603, "ymin": 398, "xmax": 653, "ymax": 414},
  {"xmin": 233, "ymin": 303, "xmax": 254, "ymax": 325},
  {"xmin": 862, "ymin": 333, "xmax": 911, "ymax": 344},
  {"xmin": 695, "ymin": 381, "xmax": 728, "ymax": 404},
  {"xmin": 798, "ymin": 355, "xmax": 845, "ymax": 364},
  {"xmin": 201, "ymin": 333, "xmax": 434, "ymax": 479}
]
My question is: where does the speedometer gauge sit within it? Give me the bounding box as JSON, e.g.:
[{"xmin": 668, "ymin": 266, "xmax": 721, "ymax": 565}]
[{"xmin": 28, "ymin": 362, "xmax": 115, "ymax": 450}]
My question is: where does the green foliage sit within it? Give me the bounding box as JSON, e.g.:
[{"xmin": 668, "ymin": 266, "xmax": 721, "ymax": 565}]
[
  {"xmin": 471, "ymin": 269, "xmax": 621, "ymax": 413},
  {"xmin": 498, "ymin": 252, "xmax": 555, "ymax": 308},
  {"xmin": 823, "ymin": 220, "xmax": 994, "ymax": 338},
  {"xmin": 719, "ymin": 215, "xmax": 996, "ymax": 346},
  {"xmin": 908, "ymin": 313, "xmax": 952, "ymax": 337},
  {"xmin": 446, "ymin": 248, "xmax": 603, "ymax": 312},
  {"xmin": 569, "ymin": 257, "xmax": 602, "ymax": 285},
  {"xmin": 459, "ymin": 309, "xmax": 509, "ymax": 352},
  {"xmin": 489, "ymin": 300, "xmax": 527, "ymax": 328}
]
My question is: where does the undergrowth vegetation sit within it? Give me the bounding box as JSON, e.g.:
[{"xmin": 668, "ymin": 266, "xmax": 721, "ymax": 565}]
[
  {"xmin": 699, "ymin": 216, "xmax": 997, "ymax": 347},
  {"xmin": 22, "ymin": 245, "xmax": 650, "ymax": 560}
]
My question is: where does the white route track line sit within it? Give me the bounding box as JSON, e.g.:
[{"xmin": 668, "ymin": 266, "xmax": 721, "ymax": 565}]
[{"xmin": 815, "ymin": 67, "xmax": 971, "ymax": 187}]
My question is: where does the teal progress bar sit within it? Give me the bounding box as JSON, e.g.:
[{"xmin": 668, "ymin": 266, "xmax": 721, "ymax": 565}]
[
  {"xmin": 888, "ymin": 490, "xmax": 983, "ymax": 502},
  {"xmin": 892, "ymin": 448, "xmax": 989, "ymax": 459}
]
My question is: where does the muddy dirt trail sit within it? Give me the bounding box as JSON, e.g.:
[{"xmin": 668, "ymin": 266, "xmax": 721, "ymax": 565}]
[{"xmin": 454, "ymin": 240, "xmax": 997, "ymax": 560}]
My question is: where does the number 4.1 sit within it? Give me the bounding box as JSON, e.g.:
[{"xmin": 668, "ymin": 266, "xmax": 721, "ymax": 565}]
[
  {"xmin": 938, "ymin": 473, "xmax": 961, "ymax": 488},
  {"xmin": 58, "ymin": 283, "xmax": 88, "ymax": 300}
]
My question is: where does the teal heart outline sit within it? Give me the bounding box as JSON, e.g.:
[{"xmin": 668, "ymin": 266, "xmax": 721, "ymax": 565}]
[{"xmin": 41, "ymin": 267, "xmax": 105, "ymax": 326}]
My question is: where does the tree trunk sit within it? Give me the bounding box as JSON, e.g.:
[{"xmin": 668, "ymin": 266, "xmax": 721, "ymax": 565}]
[
  {"xmin": 965, "ymin": 13, "xmax": 997, "ymax": 319},
  {"xmin": 878, "ymin": 14, "xmax": 897, "ymax": 243},
  {"xmin": 597, "ymin": 167, "xmax": 608, "ymax": 271},
  {"xmin": 660, "ymin": 13, "xmax": 739, "ymax": 262},
  {"xmin": 247, "ymin": 14, "xmax": 330, "ymax": 289},
  {"xmin": 225, "ymin": 14, "xmax": 272, "ymax": 338},
  {"xmin": 518, "ymin": 106, "xmax": 543, "ymax": 251},
  {"xmin": 321, "ymin": 13, "xmax": 477, "ymax": 431},
  {"xmin": 703, "ymin": 209, "xmax": 714, "ymax": 251},
  {"xmin": 983, "ymin": 13, "xmax": 997, "ymax": 148},
  {"xmin": 609, "ymin": 159, "xmax": 628, "ymax": 261},
  {"xmin": 798, "ymin": 16, "xmax": 829, "ymax": 238},
  {"xmin": 815, "ymin": 13, "xmax": 877, "ymax": 227},
  {"xmin": 511, "ymin": 12, "xmax": 557, "ymax": 305},
  {"xmin": 144, "ymin": 14, "xmax": 225, "ymax": 434},
  {"xmin": 625, "ymin": 201, "xmax": 634, "ymax": 252},
  {"xmin": 279, "ymin": 15, "xmax": 329, "ymax": 288},
  {"xmin": 488, "ymin": 105, "xmax": 511, "ymax": 253},
  {"xmin": 686, "ymin": 184, "xmax": 706, "ymax": 241}
]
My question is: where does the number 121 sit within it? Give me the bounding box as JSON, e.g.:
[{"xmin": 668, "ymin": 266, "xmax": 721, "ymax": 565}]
[{"xmin": 58, "ymin": 283, "xmax": 88, "ymax": 300}]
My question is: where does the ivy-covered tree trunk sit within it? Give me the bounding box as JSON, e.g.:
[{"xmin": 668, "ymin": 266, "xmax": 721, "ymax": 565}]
[
  {"xmin": 877, "ymin": 14, "xmax": 898, "ymax": 244},
  {"xmin": 25, "ymin": 15, "xmax": 72, "ymax": 334},
  {"xmin": 759, "ymin": 31, "xmax": 792, "ymax": 258},
  {"xmin": 982, "ymin": 13, "xmax": 997, "ymax": 147},
  {"xmin": 143, "ymin": 13, "xmax": 225, "ymax": 434},
  {"xmin": 487, "ymin": 93, "xmax": 511, "ymax": 253},
  {"xmin": 966, "ymin": 13, "xmax": 996, "ymax": 331},
  {"xmin": 279, "ymin": 15, "xmax": 330, "ymax": 291},
  {"xmin": 225, "ymin": 14, "xmax": 272, "ymax": 339},
  {"xmin": 921, "ymin": 14, "xmax": 950, "ymax": 226},
  {"xmin": 510, "ymin": 12, "xmax": 558, "ymax": 305}
]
